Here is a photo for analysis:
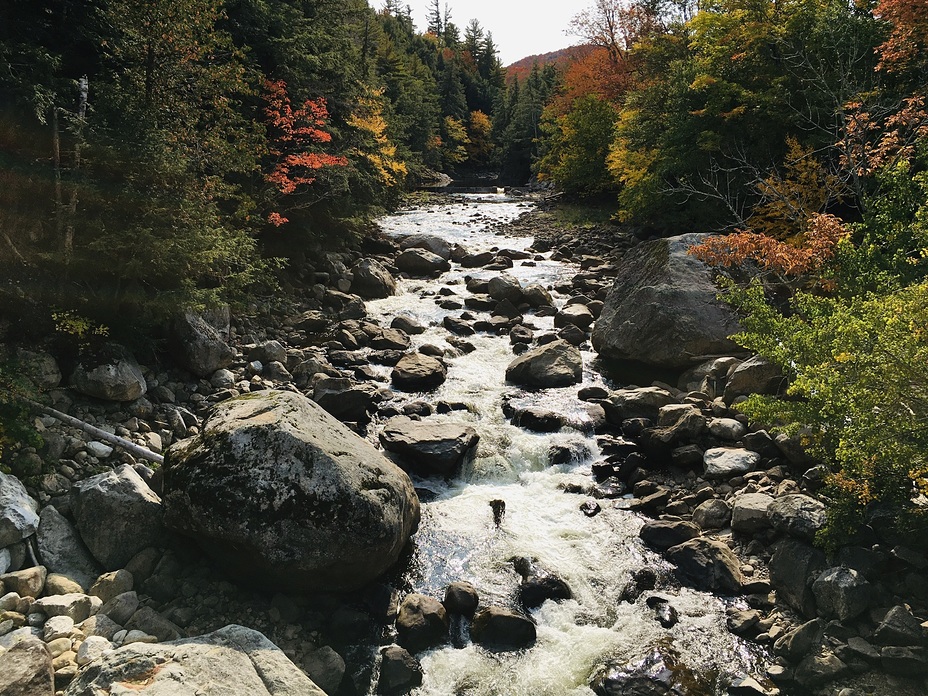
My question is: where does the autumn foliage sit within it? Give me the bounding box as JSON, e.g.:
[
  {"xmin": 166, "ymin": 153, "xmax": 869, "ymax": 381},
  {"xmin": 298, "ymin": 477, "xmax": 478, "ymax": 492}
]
[
  {"xmin": 264, "ymin": 79, "xmax": 347, "ymax": 225},
  {"xmin": 689, "ymin": 213, "xmax": 849, "ymax": 279}
]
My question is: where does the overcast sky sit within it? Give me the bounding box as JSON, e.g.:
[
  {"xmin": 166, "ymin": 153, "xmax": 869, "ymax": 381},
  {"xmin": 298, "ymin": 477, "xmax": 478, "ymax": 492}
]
[{"xmin": 406, "ymin": 1, "xmax": 583, "ymax": 65}]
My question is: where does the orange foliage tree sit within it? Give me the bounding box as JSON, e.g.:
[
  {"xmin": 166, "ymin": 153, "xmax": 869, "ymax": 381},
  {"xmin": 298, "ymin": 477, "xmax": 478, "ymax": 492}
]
[
  {"xmin": 689, "ymin": 213, "xmax": 849, "ymax": 284},
  {"xmin": 263, "ymin": 79, "xmax": 347, "ymax": 226}
]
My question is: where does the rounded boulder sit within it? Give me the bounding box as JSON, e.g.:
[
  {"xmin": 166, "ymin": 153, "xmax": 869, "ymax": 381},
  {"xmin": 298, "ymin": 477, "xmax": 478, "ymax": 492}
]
[{"xmin": 162, "ymin": 391, "xmax": 420, "ymax": 592}]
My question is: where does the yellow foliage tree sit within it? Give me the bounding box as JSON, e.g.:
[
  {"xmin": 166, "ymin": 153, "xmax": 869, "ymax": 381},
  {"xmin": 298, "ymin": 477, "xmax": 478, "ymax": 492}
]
[
  {"xmin": 348, "ymin": 89, "xmax": 408, "ymax": 188},
  {"xmin": 441, "ymin": 116, "xmax": 470, "ymax": 166},
  {"xmin": 466, "ymin": 110, "xmax": 494, "ymax": 168},
  {"xmin": 750, "ymin": 137, "xmax": 842, "ymax": 240}
]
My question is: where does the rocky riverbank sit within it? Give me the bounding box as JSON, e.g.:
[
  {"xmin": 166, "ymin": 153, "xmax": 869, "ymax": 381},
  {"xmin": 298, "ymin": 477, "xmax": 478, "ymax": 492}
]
[{"xmin": 1, "ymin": 193, "xmax": 926, "ymax": 696}]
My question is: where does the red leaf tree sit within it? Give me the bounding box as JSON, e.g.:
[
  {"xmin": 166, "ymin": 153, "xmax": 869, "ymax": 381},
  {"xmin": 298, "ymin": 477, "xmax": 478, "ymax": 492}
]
[{"xmin": 263, "ymin": 79, "xmax": 347, "ymax": 226}]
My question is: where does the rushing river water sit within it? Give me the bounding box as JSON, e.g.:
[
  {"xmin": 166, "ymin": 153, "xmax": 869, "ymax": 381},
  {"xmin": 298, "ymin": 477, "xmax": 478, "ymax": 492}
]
[{"xmin": 365, "ymin": 194, "xmax": 768, "ymax": 695}]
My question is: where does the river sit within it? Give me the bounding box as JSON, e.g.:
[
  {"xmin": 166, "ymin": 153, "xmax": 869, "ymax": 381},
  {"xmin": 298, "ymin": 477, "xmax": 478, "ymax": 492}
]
[{"xmin": 364, "ymin": 193, "xmax": 769, "ymax": 695}]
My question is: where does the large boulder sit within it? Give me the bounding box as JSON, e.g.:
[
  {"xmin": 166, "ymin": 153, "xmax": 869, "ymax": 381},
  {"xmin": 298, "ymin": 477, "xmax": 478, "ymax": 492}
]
[
  {"xmin": 379, "ymin": 417, "xmax": 479, "ymax": 477},
  {"xmin": 391, "ymin": 354, "xmax": 447, "ymax": 392},
  {"xmin": 591, "ymin": 645, "xmax": 709, "ymax": 696},
  {"xmin": 399, "ymin": 233, "xmax": 452, "ymax": 260},
  {"xmin": 723, "ymin": 356, "xmax": 783, "ymax": 402},
  {"xmin": 505, "ymin": 339, "xmax": 583, "ymax": 388},
  {"xmin": 169, "ymin": 311, "xmax": 234, "ymax": 378},
  {"xmin": 591, "ymin": 234, "xmax": 743, "ymax": 369},
  {"xmin": 0, "ymin": 472, "xmax": 40, "ymax": 548},
  {"xmin": 71, "ymin": 464, "xmax": 164, "ymax": 571},
  {"xmin": 664, "ymin": 538, "xmax": 743, "ymax": 594},
  {"xmin": 767, "ymin": 494, "xmax": 826, "ymax": 542},
  {"xmin": 812, "ymin": 567, "xmax": 872, "ymax": 621},
  {"xmin": 162, "ymin": 391, "xmax": 420, "ymax": 592},
  {"xmin": 70, "ymin": 344, "xmax": 147, "ymax": 402},
  {"xmin": 63, "ymin": 625, "xmax": 326, "ymax": 696},
  {"xmin": 378, "ymin": 646, "xmax": 423, "ymax": 695},
  {"xmin": 395, "ymin": 248, "xmax": 450, "ymax": 277},
  {"xmin": 731, "ymin": 493, "xmax": 774, "ymax": 534},
  {"xmin": 312, "ymin": 377, "xmax": 380, "ymax": 423},
  {"xmin": 487, "ymin": 274, "xmax": 524, "ymax": 304},
  {"xmin": 351, "ymin": 258, "xmax": 397, "ymax": 299},
  {"xmin": 703, "ymin": 448, "xmax": 759, "ymax": 479},
  {"xmin": 16, "ymin": 349, "xmax": 62, "ymax": 391}
]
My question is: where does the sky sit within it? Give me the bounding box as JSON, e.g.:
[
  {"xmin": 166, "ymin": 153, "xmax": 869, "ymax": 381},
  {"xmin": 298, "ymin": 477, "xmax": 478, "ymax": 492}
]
[{"xmin": 406, "ymin": 0, "xmax": 583, "ymax": 65}]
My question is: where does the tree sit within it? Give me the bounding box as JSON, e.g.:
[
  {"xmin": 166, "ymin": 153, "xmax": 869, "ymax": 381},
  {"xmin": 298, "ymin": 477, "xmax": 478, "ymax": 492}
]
[
  {"xmin": 538, "ymin": 94, "xmax": 618, "ymax": 196},
  {"xmin": 263, "ymin": 80, "xmax": 348, "ymax": 226}
]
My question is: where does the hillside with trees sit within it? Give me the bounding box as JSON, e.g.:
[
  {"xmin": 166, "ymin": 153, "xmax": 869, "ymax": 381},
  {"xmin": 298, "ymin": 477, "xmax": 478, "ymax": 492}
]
[{"xmin": 530, "ymin": 0, "xmax": 928, "ymax": 546}]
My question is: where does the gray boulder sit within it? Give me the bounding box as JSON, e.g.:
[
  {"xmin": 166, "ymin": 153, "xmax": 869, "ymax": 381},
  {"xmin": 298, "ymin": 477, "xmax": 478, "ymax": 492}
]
[
  {"xmin": 162, "ymin": 391, "xmax": 420, "ymax": 592},
  {"xmin": 0, "ymin": 472, "xmax": 39, "ymax": 548},
  {"xmin": 604, "ymin": 387, "xmax": 676, "ymax": 421},
  {"xmin": 16, "ymin": 349, "xmax": 62, "ymax": 391},
  {"xmin": 555, "ymin": 304, "xmax": 595, "ymax": 331},
  {"xmin": 0, "ymin": 638, "xmax": 53, "ymax": 696},
  {"xmin": 678, "ymin": 356, "xmax": 741, "ymax": 399},
  {"xmin": 731, "ymin": 493, "xmax": 774, "ymax": 534},
  {"xmin": 395, "ymin": 248, "xmax": 450, "ymax": 277},
  {"xmin": 724, "ymin": 356, "xmax": 783, "ymax": 402},
  {"xmin": 70, "ymin": 344, "xmax": 146, "ymax": 402},
  {"xmin": 665, "ymin": 538, "xmax": 743, "ymax": 594},
  {"xmin": 767, "ymin": 494, "xmax": 826, "ymax": 542},
  {"xmin": 703, "ymin": 448, "xmax": 759, "ymax": 478},
  {"xmin": 873, "ymin": 605, "xmax": 924, "ymax": 646},
  {"xmin": 591, "ymin": 645, "xmax": 707, "ymax": 696},
  {"xmin": 63, "ymin": 625, "xmax": 326, "ymax": 696},
  {"xmin": 639, "ymin": 520, "xmax": 701, "ymax": 551},
  {"xmin": 488, "ymin": 274, "xmax": 524, "ymax": 304},
  {"xmin": 505, "ymin": 339, "xmax": 583, "ymax": 388},
  {"xmin": 378, "ymin": 645, "xmax": 423, "ymax": 695},
  {"xmin": 400, "ymin": 234, "xmax": 452, "ymax": 260},
  {"xmin": 312, "ymin": 377, "xmax": 380, "ymax": 423},
  {"xmin": 36, "ymin": 505, "xmax": 101, "ymax": 591},
  {"xmin": 881, "ymin": 646, "xmax": 928, "ymax": 677},
  {"xmin": 692, "ymin": 499, "xmax": 731, "ymax": 530},
  {"xmin": 71, "ymin": 464, "xmax": 164, "ymax": 570},
  {"xmin": 391, "ymin": 354, "xmax": 447, "ymax": 392},
  {"xmin": 591, "ymin": 234, "xmax": 744, "ymax": 369},
  {"xmin": 301, "ymin": 646, "xmax": 345, "ymax": 695},
  {"xmin": 169, "ymin": 311, "xmax": 234, "ymax": 378},
  {"xmin": 351, "ymin": 258, "xmax": 396, "ymax": 299},
  {"xmin": 812, "ymin": 567, "xmax": 871, "ymax": 621},
  {"xmin": 523, "ymin": 283, "xmax": 553, "ymax": 308},
  {"xmin": 380, "ymin": 417, "xmax": 479, "ymax": 477}
]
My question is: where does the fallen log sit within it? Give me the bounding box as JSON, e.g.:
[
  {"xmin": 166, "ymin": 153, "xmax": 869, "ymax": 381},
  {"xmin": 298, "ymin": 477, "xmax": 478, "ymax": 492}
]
[{"xmin": 28, "ymin": 399, "xmax": 165, "ymax": 465}]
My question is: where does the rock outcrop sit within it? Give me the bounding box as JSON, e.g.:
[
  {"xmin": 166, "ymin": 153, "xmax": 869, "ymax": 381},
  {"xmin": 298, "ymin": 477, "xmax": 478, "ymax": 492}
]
[
  {"xmin": 591, "ymin": 234, "xmax": 744, "ymax": 369},
  {"xmin": 63, "ymin": 625, "xmax": 326, "ymax": 696}
]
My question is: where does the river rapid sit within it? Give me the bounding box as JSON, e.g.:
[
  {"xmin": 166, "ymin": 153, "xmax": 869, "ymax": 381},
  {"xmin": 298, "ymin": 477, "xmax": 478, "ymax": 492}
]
[{"xmin": 365, "ymin": 193, "xmax": 769, "ymax": 695}]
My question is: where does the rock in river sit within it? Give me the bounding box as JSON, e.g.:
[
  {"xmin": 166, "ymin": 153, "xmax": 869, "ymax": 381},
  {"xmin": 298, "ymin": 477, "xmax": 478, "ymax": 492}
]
[
  {"xmin": 350, "ymin": 258, "xmax": 396, "ymax": 299},
  {"xmin": 380, "ymin": 417, "xmax": 479, "ymax": 477},
  {"xmin": 505, "ymin": 339, "xmax": 583, "ymax": 388},
  {"xmin": 162, "ymin": 391, "xmax": 420, "ymax": 592},
  {"xmin": 391, "ymin": 353, "xmax": 447, "ymax": 392},
  {"xmin": 395, "ymin": 248, "xmax": 450, "ymax": 277}
]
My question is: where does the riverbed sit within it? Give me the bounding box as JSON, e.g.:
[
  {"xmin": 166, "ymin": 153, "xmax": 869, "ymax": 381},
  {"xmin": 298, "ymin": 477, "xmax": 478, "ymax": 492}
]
[{"xmin": 364, "ymin": 193, "xmax": 769, "ymax": 695}]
